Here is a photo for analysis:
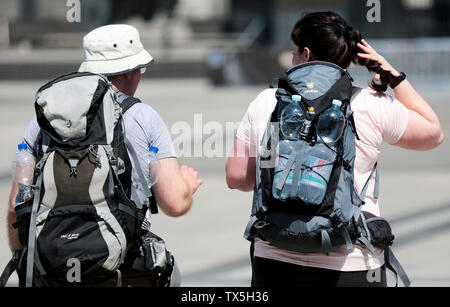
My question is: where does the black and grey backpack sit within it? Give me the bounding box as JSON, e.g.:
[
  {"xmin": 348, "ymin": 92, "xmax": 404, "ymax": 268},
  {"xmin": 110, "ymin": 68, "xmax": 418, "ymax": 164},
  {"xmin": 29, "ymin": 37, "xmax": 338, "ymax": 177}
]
[
  {"xmin": 244, "ymin": 61, "xmax": 411, "ymax": 287},
  {"xmin": 0, "ymin": 72, "xmax": 173, "ymax": 287}
]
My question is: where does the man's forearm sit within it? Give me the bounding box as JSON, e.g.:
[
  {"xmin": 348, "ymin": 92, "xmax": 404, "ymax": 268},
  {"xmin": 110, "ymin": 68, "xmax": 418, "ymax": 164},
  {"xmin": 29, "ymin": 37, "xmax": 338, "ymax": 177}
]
[
  {"xmin": 7, "ymin": 182, "xmax": 23, "ymax": 251},
  {"xmin": 7, "ymin": 213, "xmax": 22, "ymax": 251}
]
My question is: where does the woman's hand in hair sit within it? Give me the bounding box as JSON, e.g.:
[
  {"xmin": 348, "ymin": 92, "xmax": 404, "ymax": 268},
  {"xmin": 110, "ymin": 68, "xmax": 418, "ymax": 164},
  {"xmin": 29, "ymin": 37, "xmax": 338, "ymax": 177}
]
[
  {"xmin": 356, "ymin": 39, "xmax": 400, "ymax": 81},
  {"xmin": 356, "ymin": 41, "xmax": 444, "ymax": 150}
]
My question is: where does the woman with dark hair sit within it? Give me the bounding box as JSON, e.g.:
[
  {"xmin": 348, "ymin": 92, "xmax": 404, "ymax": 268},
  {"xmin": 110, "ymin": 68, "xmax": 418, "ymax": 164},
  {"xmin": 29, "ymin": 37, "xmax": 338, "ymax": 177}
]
[{"xmin": 226, "ymin": 11, "xmax": 444, "ymax": 287}]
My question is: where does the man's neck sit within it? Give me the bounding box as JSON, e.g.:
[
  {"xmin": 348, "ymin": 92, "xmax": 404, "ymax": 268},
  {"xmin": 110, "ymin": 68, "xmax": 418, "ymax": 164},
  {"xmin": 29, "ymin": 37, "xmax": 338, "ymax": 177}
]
[{"xmin": 109, "ymin": 79, "xmax": 134, "ymax": 97}]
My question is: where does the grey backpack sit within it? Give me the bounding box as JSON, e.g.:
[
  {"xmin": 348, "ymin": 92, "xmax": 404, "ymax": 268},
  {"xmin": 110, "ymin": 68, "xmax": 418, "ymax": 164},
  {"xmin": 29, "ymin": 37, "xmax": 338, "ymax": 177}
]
[
  {"xmin": 244, "ymin": 61, "xmax": 411, "ymax": 287},
  {"xmin": 0, "ymin": 72, "xmax": 166, "ymax": 287}
]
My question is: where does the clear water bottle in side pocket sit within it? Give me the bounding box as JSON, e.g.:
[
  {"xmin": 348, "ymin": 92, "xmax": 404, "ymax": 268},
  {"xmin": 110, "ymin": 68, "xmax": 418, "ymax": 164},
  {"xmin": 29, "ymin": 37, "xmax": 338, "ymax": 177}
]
[
  {"xmin": 297, "ymin": 99, "xmax": 345, "ymax": 204},
  {"xmin": 272, "ymin": 140, "xmax": 295, "ymax": 201},
  {"xmin": 316, "ymin": 99, "xmax": 345, "ymax": 144},
  {"xmin": 12, "ymin": 143, "xmax": 35, "ymax": 206},
  {"xmin": 280, "ymin": 95, "xmax": 305, "ymax": 140},
  {"xmin": 273, "ymin": 95, "xmax": 305, "ymax": 201},
  {"xmin": 297, "ymin": 142, "xmax": 335, "ymax": 204}
]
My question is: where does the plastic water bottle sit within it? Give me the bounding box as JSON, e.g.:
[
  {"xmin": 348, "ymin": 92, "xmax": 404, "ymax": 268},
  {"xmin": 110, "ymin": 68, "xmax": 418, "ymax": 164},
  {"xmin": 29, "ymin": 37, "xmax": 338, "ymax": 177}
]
[
  {"xmin": 280, "ymin": 95, "xmax": 305, "ymax": 141},
  {"xmin": 316, "ymin": 99, "xmax": 346, "ymax": 144},
  {"xmin": 147, "ymin": 146, "xmax": 160, "ymax": 187},
  {"xmin": 296, "ymin": 100, "xmax": 344, "ymax": 204},
  {"xmin": 272, "ymin": 140, "xmax": 295, "ymax": 200},
  {"xmin": 12, "ymin": 143, "xmax": 35, "ymax": 206},
  {"xmin": 297, "ymin": 141, "xmax": 335, "ymax": 204}
]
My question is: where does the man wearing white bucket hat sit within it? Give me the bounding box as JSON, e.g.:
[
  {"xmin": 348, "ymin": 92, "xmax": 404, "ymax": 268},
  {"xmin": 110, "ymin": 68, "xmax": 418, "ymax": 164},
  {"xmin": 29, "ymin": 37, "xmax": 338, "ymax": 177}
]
[
  {"xmin": 78, "ymin": 24, "xmax": 154, "ymax": 77},
  {"xmin": 77, "ymin": 24, "xmax": 203, "ymax": 217},
  {"xmin": 6, "ymin": 24, "xmax": 201, "ymax": 287}
]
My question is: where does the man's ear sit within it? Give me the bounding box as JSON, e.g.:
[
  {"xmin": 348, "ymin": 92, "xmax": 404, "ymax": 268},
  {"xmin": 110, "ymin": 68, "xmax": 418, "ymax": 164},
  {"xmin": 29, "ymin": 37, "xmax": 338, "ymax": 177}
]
[{"xmin": 122, "ymin": 71, "xmax": 133, "ymax": 80}]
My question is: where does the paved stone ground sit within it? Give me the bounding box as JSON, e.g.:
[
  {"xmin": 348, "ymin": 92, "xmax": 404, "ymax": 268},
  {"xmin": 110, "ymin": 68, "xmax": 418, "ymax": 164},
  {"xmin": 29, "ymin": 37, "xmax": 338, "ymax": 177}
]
[{"xmin": 0, "ymin": 78, "xmax": 449, "ymax": 287}]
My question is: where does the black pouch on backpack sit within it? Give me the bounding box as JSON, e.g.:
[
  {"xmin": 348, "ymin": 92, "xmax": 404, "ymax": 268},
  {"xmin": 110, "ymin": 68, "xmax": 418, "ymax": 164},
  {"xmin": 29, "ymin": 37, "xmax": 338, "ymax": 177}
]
[
  {"xmin": 131, "ymin": 230, "xmax": 175, "ymax": 287},
  {"xmin": 359, "ymin": 211, "xmax": 395, "ymax": 249}
]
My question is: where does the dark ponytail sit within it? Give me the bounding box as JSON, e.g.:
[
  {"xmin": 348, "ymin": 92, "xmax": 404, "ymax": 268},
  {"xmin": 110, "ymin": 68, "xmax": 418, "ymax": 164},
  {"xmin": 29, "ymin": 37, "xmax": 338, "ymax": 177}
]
[{"xmin": 291, "ymin": 11, "xmax": 389, "ymax": 93}]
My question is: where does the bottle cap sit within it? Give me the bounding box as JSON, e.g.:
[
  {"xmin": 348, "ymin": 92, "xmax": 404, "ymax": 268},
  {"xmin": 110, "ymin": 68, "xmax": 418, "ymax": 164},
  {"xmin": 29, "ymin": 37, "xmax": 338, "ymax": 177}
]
[
  {"xmin": 332, "ymin": 99, "xmax": 342, "ymax": 108},
  {"xmin": 292, "ymin": 95, "xmax": 302, "ymax": 104},
  {"xmin": 149, "ymin": 146, "xmax": 159, "ymax": 153},
  {"xmin": 18, "ymin": 143, "xmax": 27, "ymax": 151}
]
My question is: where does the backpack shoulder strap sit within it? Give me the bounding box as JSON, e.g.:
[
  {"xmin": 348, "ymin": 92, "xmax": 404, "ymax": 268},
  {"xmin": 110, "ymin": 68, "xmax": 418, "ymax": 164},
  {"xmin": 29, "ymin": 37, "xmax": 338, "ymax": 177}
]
[
  {"xmin": 121, "ymin": 96, "xmax": 141, "ymax": 114},
  {"xmin": 348, "ymin": 87, "xmax": 363, "ymax": 140},
  {"xmin": 0, "ymin": 249, "xmax": 25, "ymax": 287},
  {"xmin": 115, "ymin": 92, "xmax": 141, "ymax": 114},
  {"xmin": 113, "ymin": 91, "xmax": 157, "ymax": 214}
]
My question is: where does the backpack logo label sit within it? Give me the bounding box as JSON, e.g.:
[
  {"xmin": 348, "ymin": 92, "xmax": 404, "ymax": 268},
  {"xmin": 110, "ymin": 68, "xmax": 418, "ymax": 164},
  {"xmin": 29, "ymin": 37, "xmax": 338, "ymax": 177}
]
[
  {"xmin": 305, "ymin": 81, "xmax": 319, "ymax": 95},
  {"xmin": 61, "ymin": 233, "xmax": 80, "ymax": 240}
]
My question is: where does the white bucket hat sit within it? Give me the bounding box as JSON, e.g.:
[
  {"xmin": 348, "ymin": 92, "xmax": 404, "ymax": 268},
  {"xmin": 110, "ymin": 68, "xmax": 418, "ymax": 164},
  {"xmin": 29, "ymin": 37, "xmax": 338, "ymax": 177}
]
[{"xmin": 78, "ymin": 24, "xmax": 154, "ymax": 76}]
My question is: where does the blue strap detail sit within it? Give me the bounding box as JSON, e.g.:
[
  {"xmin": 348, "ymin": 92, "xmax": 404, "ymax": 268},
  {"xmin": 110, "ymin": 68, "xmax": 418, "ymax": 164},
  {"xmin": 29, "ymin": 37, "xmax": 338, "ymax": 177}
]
[
  {"xmin": 276, "ymin": 141, "xmax": 306, "ymax": 192},
  {"xmin": 341, "ymin": 228, "xmax": 354, "ymax": 251},
  {"xmin": 386, "ymin": 247, "xmax": 411, "ymax": 287},
  {"xmin": 360, "ymin": 162, "xmax": 378, "ymax": 202},
  {"xmin": 373, "ymin": 163, "xmax": 380, "ymax": 199},
  {"xmin": 289, "ymin": 152, "xmax": 304, "ymax": 199},
  {"xmin": 357, "ymin": 236, "xmax": 375, "ymax": 253}
]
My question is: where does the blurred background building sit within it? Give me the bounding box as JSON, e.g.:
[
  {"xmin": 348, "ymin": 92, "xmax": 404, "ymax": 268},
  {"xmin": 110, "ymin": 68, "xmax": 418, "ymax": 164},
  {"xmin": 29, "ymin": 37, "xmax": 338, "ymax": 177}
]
[{"xmin": 0, "ymin": 0, "xmax": 449, "ymax": 85}]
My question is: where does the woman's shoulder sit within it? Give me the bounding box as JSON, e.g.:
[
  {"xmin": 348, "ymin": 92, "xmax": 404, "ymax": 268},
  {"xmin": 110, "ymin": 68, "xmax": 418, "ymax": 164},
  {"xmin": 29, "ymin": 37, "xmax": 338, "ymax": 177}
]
[
  {"xmin": 352, "ymin": 87, "xmax": 394, "ymax": 103},
  {"xmin": 247, "ymin": 88, "xmax": 278, "ymax": 113},
  {"xmin": 254, "ymin": 88, "xmax": 278, "ymax": 102}
]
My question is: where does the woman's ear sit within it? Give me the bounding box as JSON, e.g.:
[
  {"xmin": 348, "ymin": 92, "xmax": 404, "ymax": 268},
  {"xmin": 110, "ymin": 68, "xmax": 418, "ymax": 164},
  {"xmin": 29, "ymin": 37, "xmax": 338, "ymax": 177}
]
[{"xmin": 303, "ymin": 47, "xmax": 311, "ymax": 62}]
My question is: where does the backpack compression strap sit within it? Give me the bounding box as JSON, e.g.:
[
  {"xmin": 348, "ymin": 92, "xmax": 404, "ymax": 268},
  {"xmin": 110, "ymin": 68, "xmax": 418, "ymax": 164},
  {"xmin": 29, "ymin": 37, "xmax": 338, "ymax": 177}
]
[
  {"xmin": 25, "ymin": 135, "xmax": 52, "ymax": 287},
  {"xmin": 353, "ymin": 162, "xmax": 380, "ymax": 253},
  {"xmin": 385, "ymin": 247, "xmax": 412, "ymax": 287}
]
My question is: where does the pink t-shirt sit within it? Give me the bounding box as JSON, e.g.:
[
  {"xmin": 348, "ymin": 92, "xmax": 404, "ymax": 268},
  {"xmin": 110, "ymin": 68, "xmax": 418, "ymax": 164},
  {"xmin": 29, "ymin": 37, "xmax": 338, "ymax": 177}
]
[{"xmin": 236, "ymin": 87, "xmax": 410, "ymax": 272}]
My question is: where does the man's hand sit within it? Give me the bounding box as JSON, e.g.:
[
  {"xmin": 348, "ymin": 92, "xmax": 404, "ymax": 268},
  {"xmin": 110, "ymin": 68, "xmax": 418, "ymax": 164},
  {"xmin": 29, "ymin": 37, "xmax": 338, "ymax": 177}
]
[
  {"xmin": 180, "ymin": 165, "xmax": 202, "ymax": 195},
  {"xmin": 152, "ymin": 158, "xmax": 202, "ymax": 217}
]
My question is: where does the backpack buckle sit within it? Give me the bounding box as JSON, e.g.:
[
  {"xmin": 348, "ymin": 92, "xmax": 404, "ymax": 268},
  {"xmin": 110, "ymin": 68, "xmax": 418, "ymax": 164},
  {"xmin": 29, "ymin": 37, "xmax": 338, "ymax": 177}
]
[
  {"xmin": 330, "ymin": 213, "xmax": 346, "ymax": 230},
  {"xmin": 254, "ymin": 221, "xmax": 270, "ymax": 229},
  {"xmin": 343, "ymin": 160, "xmax": 352, "ymax": 171}
]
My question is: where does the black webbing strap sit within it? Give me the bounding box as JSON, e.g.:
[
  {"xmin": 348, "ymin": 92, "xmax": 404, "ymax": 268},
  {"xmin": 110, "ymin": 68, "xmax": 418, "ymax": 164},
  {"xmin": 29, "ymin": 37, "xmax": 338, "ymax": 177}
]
[
  {"xmin": 118, "ymin": 203, "xmax": 145, "ymax": 222},
  {"xmin": 120, "ymin": 96, "xmax": 141, "ymax": 114},
  {"xmin": 0, "ymin": 250, "xmax": 25, "ymax": 287},
  {"xmin": 348, "ymin": 113, "xmax": 360, "ymax": 141}
]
